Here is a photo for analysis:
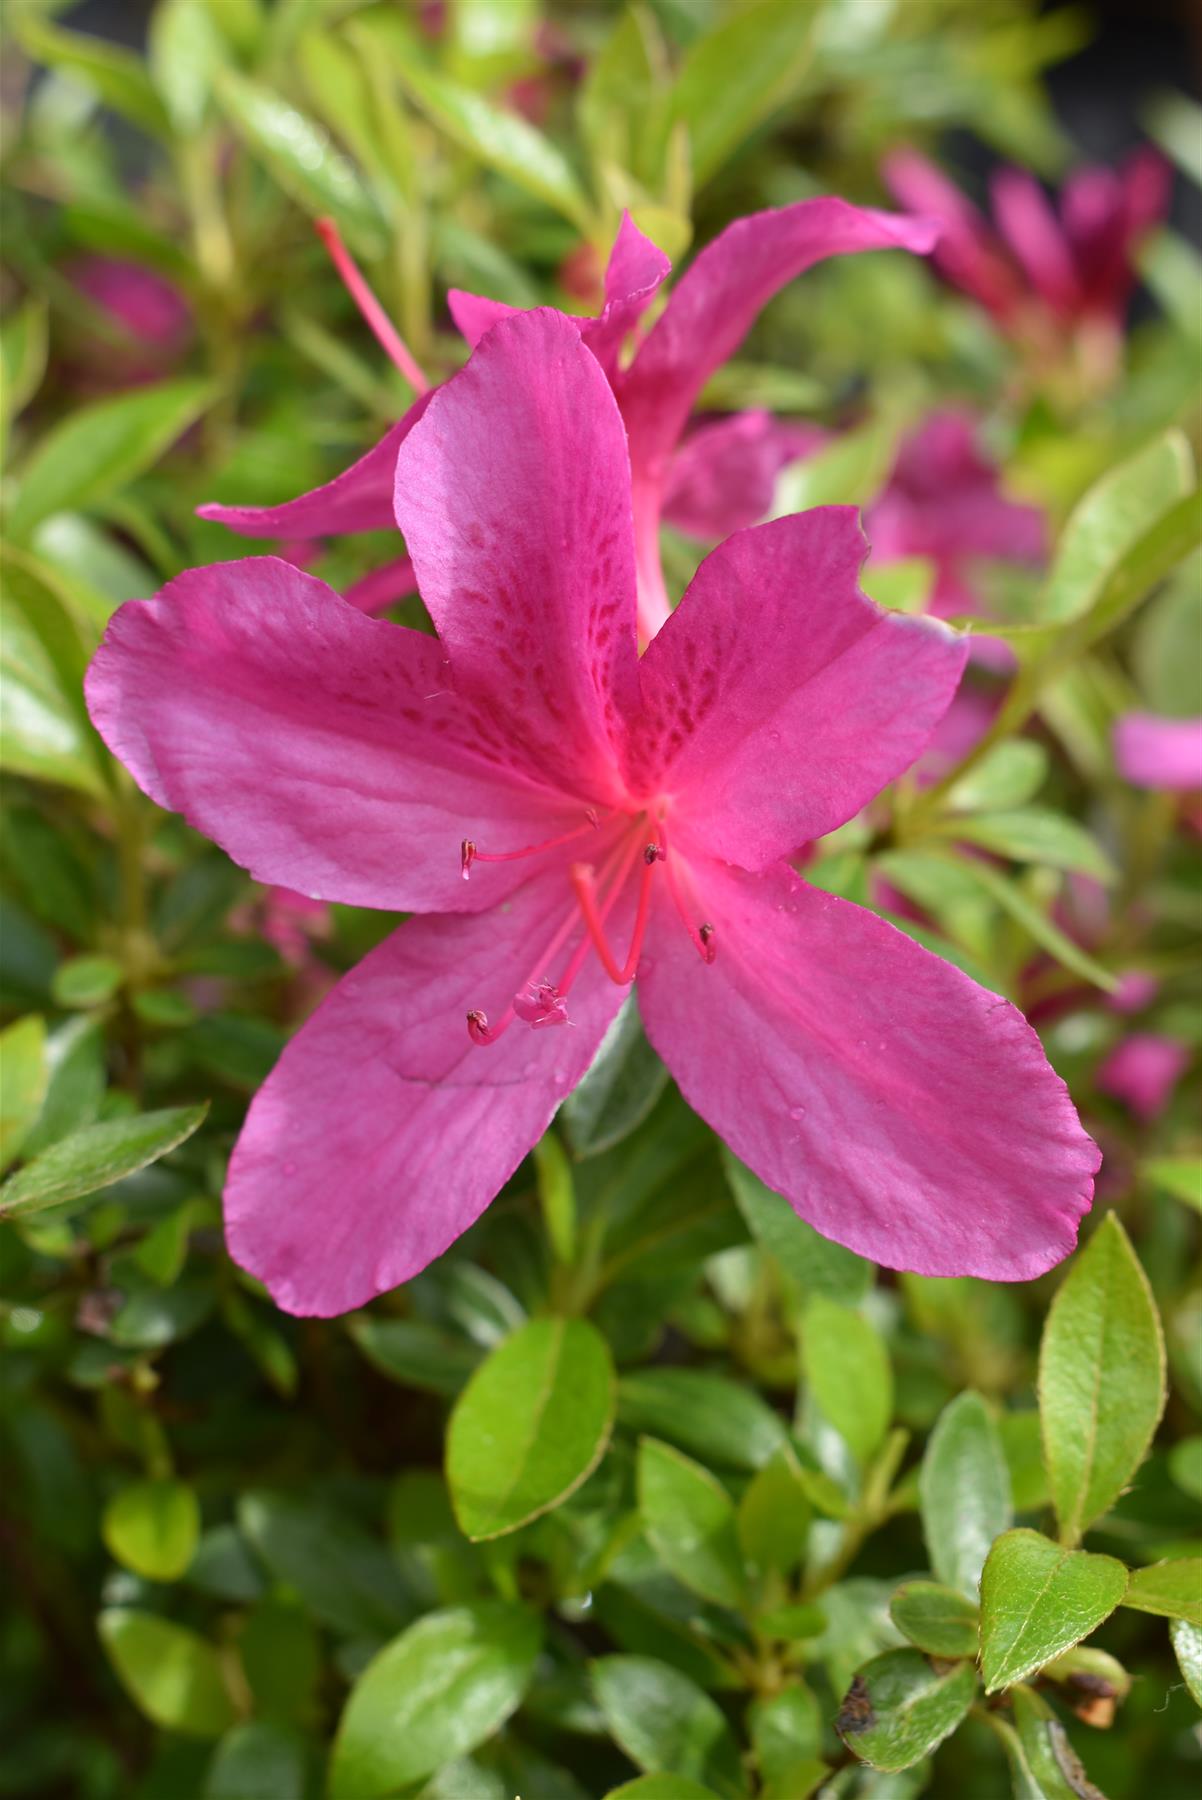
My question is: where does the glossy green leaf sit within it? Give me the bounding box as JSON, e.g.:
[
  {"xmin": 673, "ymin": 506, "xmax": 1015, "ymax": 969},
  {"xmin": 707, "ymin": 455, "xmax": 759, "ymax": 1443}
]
[
  {"xmin": 1143, "ymin": 1157, "xmax": 1202, "ymax": 1214},
  {"xmin": 1171, "ymin": 1619, "xmax": 1202, "ymax": 1709},
  {"xmin": 1002, "ymin": 1685, "xmax": 1110, "ymax": 1800},
  {"xmin": 889, "ymin": 1582, "xmax": 980, "ymax": 1659},
  {"xmin": 604, "ymin": 1780, "xmax": 721, "ymax": 1800},
  {"xmin": 103, "ymin": 1478, "xmax": 201, "ymax": 1582},
  {"xmin": 328, "ymin": 1602, "xmax": 541, "ymax": 1796},
  {"xmin": 755, "ymin": 1604, "xmax": 826, "ymax": 1641},
  {"xmin": 737, "ymin": 1449, "xmax": 811, "ymax": 1576},
  {"xmin": 0, "ymin": 580, "xmax": 104, "ymax": 797},
  {"xmin": 948, "ymin": 807, "xmax": 1114, "ymax": 881},
  {"xmin": 668, "ymin": 0, "xmax": 818, "ymax": 185},
  {"xmin": 1121, "ymin": 1558, "xmax": 1202, "ymax": 1625},
  {"xmin": 638, "ymin": 1437, "xmax": 745, "ymax": 1608},
  {"xmin": 17, "ymin": 19, "xmax": 169, "ymax": 135},
  {"xmin": 930, "ymin": 848, "xmax": 1119, "ymax": 992},
  {"xmin": 577, "ymin": 4, "xmax": 662, "ymax": 187},
  {"xmin": 801, "ymin": 1296, "xmax": 893, "ymax": 1464},
  {"xmin": 749, "ymin": 1683, "xmax": 822, "ymax": 1794},
  {"xmin": 8, "ymin": 379, "xmax": 215, "ymax": 539},
  {"xmin": 920, "ymin": 1391, "xmax": 1012, "ymax": 1596},
  {"xmin": 944, "ymin": 740, "xmax": 1049, "ymax": 812},
  {"xmin": 52, "ymin": 954, "xmax": 123, "ymax": 1009},
  {"xmin": 562, "ymin": 999, "xmax": 669, "ymax": 1157},
  {"xmin": 446, "ymin": 1317, "xmax": 614, "ymax": 1540},
  {"xmin": 0, "ymin": 296, "xmax": 48, "ymax": 457},
  {"xmin": 979, "ymin": 1529, "xmax": 1128, "ymax": 1692},
  {"xmin": 203, "ymin": 1722, "xmax": 309, "ymax": 1800},
  {"xmin": 591, "ymin": 1656, "xmax": 746, "ymax": 1799},
  {"xmin": 98, "ymin": 1610, "xmax": 238, "ymax": 1738},
  {"xmin": 617, "ymin": 1368, "xmax": 788, "ymax": 1471},
  {"xmin": 348, "ymin": 1314, "xmax": 483, "ymax": 1396},
  {"xmin": 724, "ymin": 1153, "xmax": 872, "ymax": 1302},
  {"xmin": 1039, "ymin": 1214, "xmax": 1166, "ymax": 1545},
  {"xmin": 0, "ymin": 1103, "xmax": 208, "ymax": 1219},
  {"xmin": 237, "ymin": 1491, "xmax": 412, "ymax": 1639},
  {"xmin": 837, "ymin": 1648, "xmax": 977, "ymax": 1772},
  {"xmin": 149, "ymin": 0, "xmax": 226, "ymax": 133},
  {"xmin": 0, "ymin": 1015, "xmax": 47, "ymax": 1171}
]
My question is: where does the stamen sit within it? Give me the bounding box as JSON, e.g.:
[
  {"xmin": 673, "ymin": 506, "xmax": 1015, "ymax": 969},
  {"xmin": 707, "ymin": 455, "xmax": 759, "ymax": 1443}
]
[
  {"xmin": 569, "ymin": 840, "xmax": 661, "ymax": 987},
  {"xmin": 459, "ymin": 813, "xmax": 603, "ymax": 879},
  {"xmin": 314, "ymin": 216, "xmax": 430, "ymax": 394},
  {"xmin": 699, "ymin": 922, "xmax": 717, "ymax": 964},
  {"xmin": 660, "ymin": 820, "xmax": 718, "ymax": 965}
]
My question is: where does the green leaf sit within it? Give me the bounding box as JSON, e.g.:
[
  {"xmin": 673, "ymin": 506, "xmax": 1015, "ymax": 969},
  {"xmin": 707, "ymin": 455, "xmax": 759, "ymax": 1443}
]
[
  {"xmin": 0, "ymin": 573, "xmax": 104, "ymax": 797},
  {"xmin": 749, "ymin": 1684, "xmax": 823, "ymax": 1800},
  {"xmin": 16, "ymin": 19, "xmax": 169, "ymax": 136},
  {"xmin": 0, "ymin": 1104, "xmax": 209, "ymax": 1219},
  {"xmin": 944, "ymin": 741, "xmax": 1049, "ymax": 812},
  {"xmin": 617, "ymin": 1368, "xmax": 788, "ymax": 1471},
  {"xmin": 348, "ymin": 1314, "xmax": 483, "ymax": 1397},
  {"xmin": 889, "ymin": 1582, "xmax": 980, "ymax": 1659},
  {"xmin": 9, "ymin": 381, "xmax": 215, "ymax": 541},
  {"xmin": 98, "ymin": 1610, "xmax": 238, "ymax": 1737},
  {"xmin": 237, "ymin": 1491, "xmax": 412, "ymax": 1639},
  {"xmin": 947, "ymin": 807, "xmax": 1114, "ymax": 881},
  {"xmin": 1143, "ymin": 1157, "xmax": 1202, "ymax": 1214},
  {"xmin": 533, "ymin": 1131, "xmax": 576, "ymax": 1263},
  {"xmin": 52, "ymin": 954, "xmax": 124, "ymax": 1009},
  {"xmin": 1003, "ymin": 1685, "xmax": 1111, "ymax": 1800},
  {"xmin": 102, "ymin": 1478, "xmax": 201, "ymax": 1582},
  {"xmin": 773, "ymin": 413, "xmax": 901, "ymax": 515},
  {"xmin": 1171, "ymin": 1619, "xmax": 1202, "ymax": 1709},
  {"xmin": 1039, "ymin": 1214, "xmax": 1166, "ymax": 1545},
  {"xmin": 978, "ymin": 1529, "xmax": 1128, "ymax": 1693},
  {"xmin": 837, "ymin": 1648, "xmax": 977, "ymax": 1772},
  {"xmin": 20, "ymin": 1015, "xmax": 104, "ymax": 1159},
  {"xmin": 577, "ymin": 4, "xmax": 662, "ymax": 188},
  {"xmin": 737, "ymin": 1449, "xmax": 811, "ymax": 1576},
  {"xmin": 920, "ymin": 1391, "xmax": 1012, "ymax": 1597},
  {"xmin": 724, "ymin": 1152, "xmax": 872, "ymax": 1302},
  {"xmin": 591, "ymin": 1656, "xmax": 746, "ymax": 1799},
  {"xmin": 328, "ymin": 1601, "xmax": 541, "ymax": 1796},
  {"xmin": 215, "ymin": 69, "xmax": 385, "ymax": 254},
  {"xmin": 1121, "ymin": 1558, "xmax": 1202, "ymax": 1625},
  {"xmin": 239, "ymin": 1598, "xmax": 320, "ymax": 1724},
  {"xmin": 204, "ymin": 1722, "xmax": 309, "ymax": 1800},
  {"xmin": 605, "ymin": 1780, "xmax": 721, "ymax": 1800},
  {"xmin": 149, "ymin": 0, "xmax": 226, "ymax": 133},
  {"xmin": 927, "ymin": 848, "xmax": 1119, "ymax": 993},
  {"xmin": 755, "ymin": 1603, "xmax": 827, "ymax": 1643},
  {"xmin": 860, "ymin": 557, "xmax": 937, "ymax": 614},
  {"xmin": 446, "ymin": 1317, "xmax": 614, "ymax": 1540},
  {"xmin": 0, "ymin": 296, "xmax": 48, "ymax": 459},
  {"xmin": 667, "ymin": 0, "xmax": 818, "ymax": 186},
  {"xmin": 638, "ymin": 1437, "xmax": 745, "ymax": 1608},
  {"xmin": 391, "ymin": 59, "xmax": 592, "ymax": 230},
  {"xmin": 801, "ymin": 1296, "xmax": 893, "ymax": 1465},
  {"xmin": 562, "ymin": 999, "xmax": 669, "ymax": 1157},
  {"xmin": 0, "ymin": 1015, "xmax": 47, "ymax": 1171},
  {"xmin": 1038, "ymin": 430, "xmax": 1195, "ymax": 626}
]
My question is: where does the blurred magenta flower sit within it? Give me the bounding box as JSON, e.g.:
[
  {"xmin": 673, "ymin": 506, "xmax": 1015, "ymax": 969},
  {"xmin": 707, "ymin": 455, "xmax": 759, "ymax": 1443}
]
[
  {"xmin": 1097, "ymin": 1033, "xmax": 1190, "ymax": 1122},
  {"xmin": 1114, "ymin": 713, "xmax": 1202, "ymax": 790},
  {"xmin": 883, "ymin": 147, "xmax": 1169, "ymax": 382},
  {"xmin": 89, "ymin": 311, "xmax": 1097, "ymax": 1315},
  {"xmin": 201, "ymin": 202, "xmax": 937, "ymax": 639},
  {"xmin": 66, "ymin": 254, "xmax": 192, "ymax": 385}
]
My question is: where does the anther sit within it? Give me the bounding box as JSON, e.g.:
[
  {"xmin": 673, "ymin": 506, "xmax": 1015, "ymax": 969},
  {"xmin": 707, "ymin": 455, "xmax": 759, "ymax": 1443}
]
[
  {"xmin": 461, "ymin": 839, "xmax": 476, "ymax": 880},
  {"xmin": 699, "ymin": 922, "xmax": 717, "ymax": 964},
  {"xmin": 643, "ymin": 842, "xmax": 664, "ymax": 864},
  {"xmin": 466, "ymin": 1009, "xmax": 493, "ymax": 1045}
]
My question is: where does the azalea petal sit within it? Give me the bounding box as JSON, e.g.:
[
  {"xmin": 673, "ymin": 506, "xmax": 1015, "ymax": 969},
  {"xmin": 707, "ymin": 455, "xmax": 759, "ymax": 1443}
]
[
  {"xmin": 867, "ymin": 412, "xmax": 1046, "ymax": 565},
  {"xmin": 639, "ymin": 858, "xmax": 1098, "ymax": 1280},
  {"xmin": 342, "ymin": 554, "xmax": 417, "ymax": 614},
  {"xmin": 198, "ymin": 397, "xmax": 431, "ymax": 538},
  {"xmin": 1114, "ymin": 713, "xmax": 1202, "ymax": 790},
  {"xmin": 989, "ymin": 168, "xmax": 1082, "ymax": 318},
  {"xmin": 624, "ymin": 510, "xmax": 967, "ymax": 867},
  {"xmin": 583, "ymin": 211, "xmax": 672, "ymax": 378},
  {"xmin": 662, "ymin": 412, "xmax": 823, "ymax": 541},
  {"xmin": 1096, "ymin": 1032, "xmax": 1189, "ymax": 1122},
  {"xmin": 883, "ymin": 149, "xmax": 1021, "ymax": 322},
  {"xmin": 394, "ymin": 309, "xmax": 641, "ymax": 801},
  {"xmin": 446, "ymin": 288, "xmax": 522, "ymax": 349},
  {"xmin": 85, "ymin": 557, "xmax": 594, "ymax": 913},
  {"xmin": 225, "ymin": 876, "xmax": 627, "ymax": 1315}
]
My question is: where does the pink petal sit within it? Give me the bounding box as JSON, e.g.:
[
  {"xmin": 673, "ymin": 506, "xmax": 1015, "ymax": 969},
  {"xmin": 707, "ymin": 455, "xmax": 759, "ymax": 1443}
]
[
  {"xmin": 342, "ymin": 554, "xmax": 417, "ymax": 614},
  {"xmin": 989, "ymin": 167, "xmax": 1082, "ymax": 319},
  {"xmin": 883, "ymin": 149, "xmax": 1023, "ymax": 322},
  {"xmin": 198, "ymin": 397, "xmax": 431, "ymax": 538},
  {"xmin": 393, "ymin": 309, "xmax": 641, "ymax": 803},
  {"xmin": 1097, "ymin": 1032, "xmax": 1189, "ymax": 1122},
  {"xmin": 583, "ymin": 211, "xmax": 672, "ymax": 378},
  {"xmin": 446, "ymin": 288, "xmax": 522, "ymax": 349},
  {"xmin": 85, "ymin": 557, "xmax": 593, "ymax": 913},
  {"xmin": 624, "ymin": 510, "xmax": 967, "ymax": 867},
  {"xmin": 638, "ymin": 858, "xmax": 1098, "ymax": 1280},
  {"xmin": 1114, "ymin": 714, "xmax": 1202, "ymax": 790},
  {"xmin": 662, "ymin": 412, "xmax": 824, "ymax": 540},
  {"xmin": 225, "ymin": 876, "xmax": 627, "ymax": 1315},
  {"xmin": 869, "ymin": 411, "xmax": 1046, "ymax": 565}
]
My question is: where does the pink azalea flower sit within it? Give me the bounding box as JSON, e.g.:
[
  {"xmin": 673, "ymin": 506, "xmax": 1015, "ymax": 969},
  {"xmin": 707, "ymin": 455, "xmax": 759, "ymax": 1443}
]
[
  {"xmin": 1097, "ymin": 1033, "xmax": 1190, "ymax": 1122},
  {"xmin": 1114, "ymin": 713, "xmax": 1202, "ymax": 791},
  {"xmin": 88, "ymin": 312, "xmax": 1098, "ymax": 1316},
  {"xmin": 883, "ymin": 147, "xmax": 1169, "ymax": 376},
  {"xmin": 65, "ymin": 255, "xmax": 193, "ymax": 389},
  {"xmin": 200, "ymin": 202, "xmax": 937, "ymax": 639}
]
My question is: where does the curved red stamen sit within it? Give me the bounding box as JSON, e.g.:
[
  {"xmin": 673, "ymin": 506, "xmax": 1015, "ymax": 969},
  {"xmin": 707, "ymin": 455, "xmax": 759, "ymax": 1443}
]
[
  {"xmin": 569, "ymin": 839, "xmax": 660, "ymax": 987},
  {"xmin": 462, "ymin": 812, "xmax": 603, "ymax": 876},
  {"xmin": 315, "ymin": 217, "xmax": 430, "ymax": 394},
  {"xmin": 659, "ymin": 819, "xmax": 718, "ymax": 965}
]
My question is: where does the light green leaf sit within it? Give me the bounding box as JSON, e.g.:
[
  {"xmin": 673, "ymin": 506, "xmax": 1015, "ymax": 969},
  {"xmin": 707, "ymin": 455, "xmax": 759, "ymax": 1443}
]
[
  {"xmin": 1006, "ymin": 1685, "xmax": 1111, "ymax": 1800},
  {"xmin": 533, "ymin": 1131, "xmax": 575, "ymax": 1264},
  {"xmin": 944, "ymin": 741, "xmax": 1049, "ymax": 812},
  {"xmin": 215, "ymin": 69, "xmax": 385, "ymax": 254},
  {"xmin": 617, "ymin": 1368, "xmax": 788, "ymax": 1471},
  {"xmin": 737, "ymin": 1449, "xmax": 811, "ymax": 1576},
  {"xmin": 98, "ymin": 1610, "xmax": 238, "ymax": 1737},
  {"xmin": 927, "ymin": 848, "xmax": 1119, "ymax": 992},
  {"xmin": 773, "ymin": 413, "xmax": 901, "ymax": 515},
  {"xmin": 17, "ymin": 19, "xmax": 169, "ymax": 136},
  {"xmin": 8, "ymin": 379, "xmax": 216, "ymax": 539},
  {"xmin": 889, "ymin": 1582, "xmax": 980, "ymax": 1659},
  {"xmin": 605, "ymin": 1779, "xmax": 721, "ymax": 1800},
  {"xmin": 1143, "ymin": 1157, "xmax": 1202, "ymax": 1214},
  {"xmin": 1121, "ymin": 1558, "xmax": 1202, "ymax": 1626},
  {"xmin": 920, "ymin": 1391, "xmax": 1012, "ymax": 1597},
  {"xmin": 0, "ymin": 1103, "xmax": 209, "ymax": 1219},
  {"xmin": 861, "ymin": 557, "xmax": 936, "ymax": 614},
  {"xmin": 947, "ymin": 807, "xmax": 1114, "ymax": 881},
  {"xmin": 638, "ymin": 1437, "xmax": 745, "ymax": 1608},
  {"xmin": 149, "ymin": 0, "xmax": 226, "ymax": 134},
  {"xmin": 1039, "ymin": 1214, "xmax": 1166, "ymax": 1545},
  {"xmin": 1145, "ymin": 90, "xmax": 1202, "ymax": 186},
  {"xmin": 668, "ymin": 0, "xmax": 818, "ymax": 186},
  {"xmin": 102, "ymin": 1478, "xmax": 201, "ymax": 1582},
  {"xmin": 577, "ymin": 4, "xmax": 663, "ymax": 189},
  {"xmin": 0, "ymin": 297, "xmax": 48, "ymax": 458},
  {"xmin": 591, "ymin": 1656, "xmax": 746, "ymax": 1799},
  {"xmin": 837, "ymin": 1648, "xmax": 977, "ymax": 1772},
  {"xmin": 446, "ymin": 1317, "xmax": 614, "ymax": 1540},
  {"xmin": 801, "ymin": 1296, "xmax": 893, "ymax": 1465},
  {"xmin": 0, "ymin": 577, "xmax": 103, "ymax": 797},
  {"xmin": 204, "ymin": 1722, "xmax": 309, "ymax": 1800},
  {"xmin": 52, "ymin": 954, "xmax": 124, "ymax": 1009},
  {"xmin": 1171, "ymin": 1619, "xmax": 1202, "ymax": 1709},
  {"xmin": 328, "ymin": 1602, "xmax": 541, "ymax": 1796},
  {"xmin": 0, "ymin": 1015, "xmax": 47, "ymax": 1172},
  {"xmin": 724, "ymin": 1152, "xmax": 872, "ymax": 1303},
  {"xmin": 979, "ymin": 1529, "xmax": 1128, "ymax": 1692}
]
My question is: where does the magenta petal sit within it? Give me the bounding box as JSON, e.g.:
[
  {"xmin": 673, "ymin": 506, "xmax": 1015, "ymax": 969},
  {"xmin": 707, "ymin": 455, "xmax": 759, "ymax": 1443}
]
[
  {"xmin": 867, "ymin": 411, "xmax": 1046, "ymax": 566},
  {"xmin": 989, "ymin": 168, "xmax": 1082, "ymax": 319},
  {"xmin": 883, "ymin": 148, "xmax": 1021, "ymax": 322},
  {"xmin": 446, "ymin": 289, "xmax": 524, "ymax": 349},
  {"xmin": 85, "ymin": 557, "xmax": 590, "ymax": 912},
  {"xmin": 1097, "ymin": 1032, "xmax": 1189, "ymax": 1122},
  {"xmin": 625, "ymin": 510, "xmax": 967, "ymax": 867},
  {"xmin": 1114, "ymin": 714, "xmax": 1202, "ymax": 790},
  {"xmin": 341, "ymin": 554, "xmax": 417, "ymax": 614},
  {"xmin": 582, "ymin": 211, "xmax": 672, "ymax": 378},
  {"xmin": 639, "ymin": 859, "xmax": 1098, "ymax": 1280},
  {"xmin": 662, "ymin": 412, "xmax": 823, "ymax": 541},
  {"xmin": 394, "ymin": 309, "xmax": 641, "ymax": 801},
  {"xmin": 198, "ymin": 397, "xmax": 431, "ymax": 538},
  {"xmin": 225, "ymin": 878, "xmax": 627, "ymax": 1315}
]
